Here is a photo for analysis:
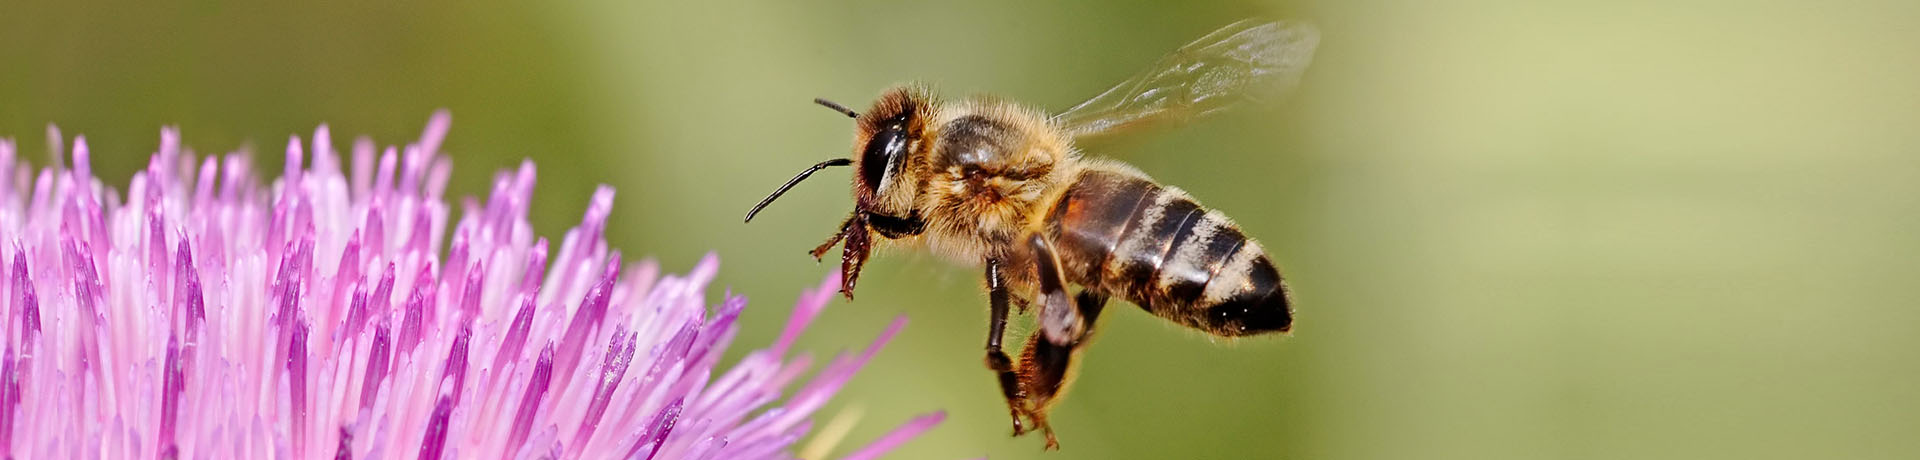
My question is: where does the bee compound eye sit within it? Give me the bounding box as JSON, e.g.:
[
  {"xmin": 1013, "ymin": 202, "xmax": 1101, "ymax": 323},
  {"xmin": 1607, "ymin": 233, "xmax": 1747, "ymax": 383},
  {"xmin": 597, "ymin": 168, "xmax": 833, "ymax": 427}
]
[{"xmin": 860, "ymin": 125, "xmax": 909, "ymax": 191}]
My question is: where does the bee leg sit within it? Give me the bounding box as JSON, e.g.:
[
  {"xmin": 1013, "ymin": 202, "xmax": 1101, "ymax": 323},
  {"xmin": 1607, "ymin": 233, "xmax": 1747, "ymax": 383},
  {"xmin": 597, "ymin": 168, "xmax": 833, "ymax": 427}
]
[
  {"xmin": 1016, "ymin": 290, "xmax": 1108, "ymax": 451},
  {"xmin": 982, "ymin": 258, "xmax": 1029, "ymax": 435},
  {"xmin": 1028, "ymin": 235, "xmax": 1082, "ymax": 346},
  {"xmin": 806, "ymin": 214, "xmax": 852, "ymax": 261},
  {"xmin": 835, "ymin": 226, "xmax": 870, "ymax": 299},
  {"xmin": 810, "ymin": 213, "xmax": 870, "ymax": 299},
  {"xmin": 1018, "ymin": 234, "xmax": 1109, "ymax": 450}
]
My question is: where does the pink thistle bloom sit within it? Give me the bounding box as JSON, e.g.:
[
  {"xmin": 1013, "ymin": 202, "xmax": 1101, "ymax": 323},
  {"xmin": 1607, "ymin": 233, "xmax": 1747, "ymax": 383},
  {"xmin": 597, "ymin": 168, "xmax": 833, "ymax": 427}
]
[{"xmin": 0, "ymin": 112, "xmax": 942, "ymax": 459}]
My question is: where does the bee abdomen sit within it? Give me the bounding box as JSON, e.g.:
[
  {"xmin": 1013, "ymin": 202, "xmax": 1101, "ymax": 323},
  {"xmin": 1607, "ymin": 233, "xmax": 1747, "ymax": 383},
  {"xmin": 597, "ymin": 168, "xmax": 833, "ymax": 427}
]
[{"xmin": 1045, "ymin": 169, "xmax": 1292, "ymax": 336}]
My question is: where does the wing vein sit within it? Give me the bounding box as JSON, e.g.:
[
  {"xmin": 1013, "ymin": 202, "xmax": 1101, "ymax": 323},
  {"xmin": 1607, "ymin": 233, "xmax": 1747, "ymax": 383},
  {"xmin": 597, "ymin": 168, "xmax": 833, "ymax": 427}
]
[{"xmin": 1052, "ymin": 19, "xmax": 1320, "ymax": 140}]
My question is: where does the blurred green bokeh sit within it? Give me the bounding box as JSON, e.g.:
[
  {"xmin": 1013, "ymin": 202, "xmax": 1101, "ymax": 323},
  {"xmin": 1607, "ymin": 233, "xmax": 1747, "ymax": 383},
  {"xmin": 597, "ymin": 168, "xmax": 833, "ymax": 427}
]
[{"xmin": 5, "ymin": 1, "xmax": 1918, "ymax": 458}]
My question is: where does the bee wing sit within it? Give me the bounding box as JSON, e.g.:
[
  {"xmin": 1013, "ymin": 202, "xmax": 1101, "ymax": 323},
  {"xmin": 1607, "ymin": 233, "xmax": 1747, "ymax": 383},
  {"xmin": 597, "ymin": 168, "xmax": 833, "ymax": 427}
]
[{"xmin": 1052, "ymin": 19, "xmax": 1320, "ymax": 139}]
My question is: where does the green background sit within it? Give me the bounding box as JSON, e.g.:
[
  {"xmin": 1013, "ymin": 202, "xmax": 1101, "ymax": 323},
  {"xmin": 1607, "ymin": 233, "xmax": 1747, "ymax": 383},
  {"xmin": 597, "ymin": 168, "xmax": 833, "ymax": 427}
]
[{"xmin": 4, "ymin": 1, "xmax": 1918, "ymax": 459}]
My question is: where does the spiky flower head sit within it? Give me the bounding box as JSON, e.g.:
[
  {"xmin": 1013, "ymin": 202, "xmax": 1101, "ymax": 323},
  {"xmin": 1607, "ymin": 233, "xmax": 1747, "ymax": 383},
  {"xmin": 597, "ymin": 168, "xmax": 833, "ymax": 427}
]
[{"xmin": 0, "ymin": 112, "xmax": 940, "ymax": 459}]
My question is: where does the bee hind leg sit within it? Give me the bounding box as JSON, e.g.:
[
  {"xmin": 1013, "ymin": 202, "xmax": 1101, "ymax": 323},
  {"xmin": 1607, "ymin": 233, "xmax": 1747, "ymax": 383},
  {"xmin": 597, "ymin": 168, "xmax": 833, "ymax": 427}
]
[
  {"xmin": 1015, "ymin": 290, "xmax": 1108, "ymax": 451},
  {"xmin": 1028, "ymin": 235, "xmax": 1084, "ymax": 345},
  {"xmin": 1019, "ymin": 234, "xmax": 1107, "ymax": 450}
]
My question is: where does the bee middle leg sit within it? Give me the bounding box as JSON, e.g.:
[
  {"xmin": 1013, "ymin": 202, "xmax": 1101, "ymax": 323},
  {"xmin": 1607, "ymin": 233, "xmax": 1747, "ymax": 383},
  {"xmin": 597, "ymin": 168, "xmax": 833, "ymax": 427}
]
[{"xmin": 982, "ymin": 258, "xmax": 1029, "ymax": 435}]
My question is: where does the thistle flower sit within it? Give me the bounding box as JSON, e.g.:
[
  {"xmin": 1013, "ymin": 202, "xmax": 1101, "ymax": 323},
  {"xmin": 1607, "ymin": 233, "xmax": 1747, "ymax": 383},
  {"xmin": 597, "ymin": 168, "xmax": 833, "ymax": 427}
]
[{"xmin": 0, "ymin": 112, "xmax": 942, "ymax": 459}]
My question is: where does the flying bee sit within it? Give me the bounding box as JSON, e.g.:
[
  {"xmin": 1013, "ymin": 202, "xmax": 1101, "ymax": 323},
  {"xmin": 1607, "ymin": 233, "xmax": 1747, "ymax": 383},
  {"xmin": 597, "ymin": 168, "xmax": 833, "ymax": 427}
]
[{"xmin": 744, "ymin": 19, "xmax": 1318, "ymax": 450}]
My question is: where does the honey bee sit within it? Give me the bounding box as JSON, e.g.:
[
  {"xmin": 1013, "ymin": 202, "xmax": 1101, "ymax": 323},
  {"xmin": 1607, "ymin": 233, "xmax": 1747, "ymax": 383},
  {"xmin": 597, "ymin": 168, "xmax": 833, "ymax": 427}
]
[{"xmin": 745, "ymin": 19, "xmax": 1318, "ymax": 449}]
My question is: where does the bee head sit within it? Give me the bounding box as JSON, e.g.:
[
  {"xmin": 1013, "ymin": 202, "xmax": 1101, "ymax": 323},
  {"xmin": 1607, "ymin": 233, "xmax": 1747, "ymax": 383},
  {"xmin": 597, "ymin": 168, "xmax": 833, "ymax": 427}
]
[
  {"xmin": 741, "ymin": 86, "xmax": 931, "ymax": 226},
  {"xmin": 849, "ymin": 85, "xmax": 932, "ymax": 216}
]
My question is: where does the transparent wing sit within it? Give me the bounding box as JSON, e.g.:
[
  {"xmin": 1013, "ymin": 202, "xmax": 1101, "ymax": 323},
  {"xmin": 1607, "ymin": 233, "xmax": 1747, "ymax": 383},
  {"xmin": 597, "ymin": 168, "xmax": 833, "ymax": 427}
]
[{"xmin": 1053, "ymin": 19, "xmax": 1320, "ymax": 139}]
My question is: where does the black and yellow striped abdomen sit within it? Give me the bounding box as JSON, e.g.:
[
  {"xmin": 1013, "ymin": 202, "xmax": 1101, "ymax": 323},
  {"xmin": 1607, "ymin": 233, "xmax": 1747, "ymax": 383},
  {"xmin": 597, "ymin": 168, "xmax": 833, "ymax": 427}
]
[{"xmin": 1042, "ymin": 167, "xmax": 1292, "ymax": 336}]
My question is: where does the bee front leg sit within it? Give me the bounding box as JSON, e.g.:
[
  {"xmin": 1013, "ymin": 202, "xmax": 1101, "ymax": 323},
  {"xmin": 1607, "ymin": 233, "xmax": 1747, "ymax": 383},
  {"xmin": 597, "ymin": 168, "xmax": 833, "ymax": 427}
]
[
  {"xmin": 810, "ymin": 214, "xmax": 871, "ymax": 299},
  {"xmin": 982, "ymin": 258, "xmax": 1029, "ymax": 435}
]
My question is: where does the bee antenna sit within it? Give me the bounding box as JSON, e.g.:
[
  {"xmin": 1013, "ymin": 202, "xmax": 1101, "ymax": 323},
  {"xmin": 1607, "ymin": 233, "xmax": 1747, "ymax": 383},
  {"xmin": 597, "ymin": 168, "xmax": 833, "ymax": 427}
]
[
  {"xmin": 745, "ymin": 158, "xmax": 854, "ymax": 223},
  {"xmin": 814, "ymin": 98, "xmax": 860, "ymax": 118}
]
